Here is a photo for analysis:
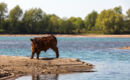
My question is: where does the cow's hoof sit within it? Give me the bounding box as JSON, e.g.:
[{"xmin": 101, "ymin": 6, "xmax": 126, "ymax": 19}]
[{"xmin": 36, "ymin": 58, "xmax": 39, "ymax": 60}]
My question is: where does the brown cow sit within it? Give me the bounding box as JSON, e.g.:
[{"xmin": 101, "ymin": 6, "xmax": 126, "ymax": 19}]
[{"xmin": 30, "ymin": 35, "xmax": 59, "ymax": 59}]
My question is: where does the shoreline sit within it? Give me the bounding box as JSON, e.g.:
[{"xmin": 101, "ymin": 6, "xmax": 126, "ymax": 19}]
[{"xmin": 0, "ymin": 34, "xmax": 129, "ymax": 37}]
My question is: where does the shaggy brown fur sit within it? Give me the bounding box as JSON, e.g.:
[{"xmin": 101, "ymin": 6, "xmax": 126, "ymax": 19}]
[{"xmin": 30, "ymin": 35, "xmax": 59, "ymax": 59}]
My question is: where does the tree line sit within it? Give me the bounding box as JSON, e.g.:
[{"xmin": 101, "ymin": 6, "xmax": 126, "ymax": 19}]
[{"xmin": 0, "ymin": 2, "xmax": 130, "ymax": 34}]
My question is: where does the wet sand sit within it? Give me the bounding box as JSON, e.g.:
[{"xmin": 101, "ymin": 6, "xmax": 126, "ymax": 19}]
[{"xmin": 0, "ymin": 55, "xmax": 94, "ymax": 79}]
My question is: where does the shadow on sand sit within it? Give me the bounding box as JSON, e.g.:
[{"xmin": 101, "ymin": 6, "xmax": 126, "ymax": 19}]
[{"xmin": 39, "ymin": 58, "xmax": 55, "ymax": 60}]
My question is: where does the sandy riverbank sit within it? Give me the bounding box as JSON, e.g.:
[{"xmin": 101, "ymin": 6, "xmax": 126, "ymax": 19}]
[
  {"xmin": 0, "ymin": 55, "xmax": 94, "ymax": 79},
  {"xmin": 119, "ymin": 46, "xmax": 130, "ymax": 50},
  {"xmin": 0, "ymin": 34, "xmax": 129, "ymax": 37}
]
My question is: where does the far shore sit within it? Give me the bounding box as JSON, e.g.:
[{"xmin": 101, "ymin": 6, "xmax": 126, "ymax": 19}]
[{"xmin": 0, "ymin": 34, "xmax": 129, "ymax": 37}]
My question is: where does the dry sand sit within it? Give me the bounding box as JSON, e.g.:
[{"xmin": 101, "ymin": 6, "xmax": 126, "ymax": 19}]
[
  {"xmin": 0, "ymin": 34, "xmax": 130, "ymax": 38},
  {"xmin": 0, "ymin": 55, "xmax": 94, "ymax": 79},
  {"xmin": 119, "ymin": 46, "xmax": 130, "ymax": 50}
]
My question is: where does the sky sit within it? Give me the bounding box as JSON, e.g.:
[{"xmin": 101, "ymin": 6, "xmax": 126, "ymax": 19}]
[{"xmin": 0, "ymin": 0, "xmax": 130, "ymax": 19}]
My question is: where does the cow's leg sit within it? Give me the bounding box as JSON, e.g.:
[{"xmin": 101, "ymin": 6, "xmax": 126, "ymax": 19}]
[
  {"xmin": 31, "ymin": 51, "xmax": 35, "ymax": 59},
  {"xmin": 51, "ymin": 47, "xmax": 59, "ymax": 58},
  {"xmin": 36, "ymin": 50, "xmax": 41, "ymax": 59}
]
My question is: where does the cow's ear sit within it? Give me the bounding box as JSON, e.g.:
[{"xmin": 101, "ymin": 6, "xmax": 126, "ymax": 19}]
[{"xmin": 30, "ymin": 38, "xmax": 34, "ymax": 42}]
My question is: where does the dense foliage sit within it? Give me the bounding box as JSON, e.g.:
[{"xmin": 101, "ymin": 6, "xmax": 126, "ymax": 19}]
[{"xmin": 0, "ymin": 3, "xmax": 130, "ymax": 34}]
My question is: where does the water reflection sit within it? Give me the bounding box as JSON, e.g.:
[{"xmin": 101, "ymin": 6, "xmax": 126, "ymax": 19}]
[{"xmin": 16, "ymin": 74, "xmax": 59, "ymax": 80}]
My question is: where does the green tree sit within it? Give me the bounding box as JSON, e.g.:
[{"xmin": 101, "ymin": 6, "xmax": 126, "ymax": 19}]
[
  {"xmin": 113, "ymin": 6, "xmax": 122, "ymax": 14},
  {"xmin": 33, "ymin": 8, "xmax": 43, "ymax": 33},
  {"xmin": 8, "ymin": 5, "xmax": 23, "ymax": 33},
  {"xmin": 65, "ymin": 20, "xmax": 75, "ymax": 34},
  {"xmin": 122, "ymin": 9, "xmax": 130, "ymax": 33},
  {"xmin": 47, "ymin": 14, "xmax": 60, "ymax": 33},
  {"xmin": 42, "ymin": 13, "xmax": 50, "ymax": 33},
  {"xmin": 8, "ymin": 5, "xmax": 22, "ymax": 21},
  {"xmin": 95, "ymin": 9, "xmax": 123, "ymax": 34},
  {"xmin": 58, "ymin": 18, "xmax": 75, "ymax": 34},
  {"xmin": 122, "ymin": 20, "xmax": 130, "ymax": 33},
  {"xmin": 84, "ymin": 10, "xmax": 98, "ymax": 31},
  {"xmin": 58, "ymin": 18, "xmax": 66, "ymax": 34},
  {"xmin": 75, "ymin": 17, "xmax": 85, "ymax": 33},
  {"xmin": 68, "ymin": 17, "xmax": 84, "ymax": 33},
  {"xmin": 22, "ymin": 8, "xmax": 43, "ymax": 33},
  {"xmin": 126, "ymin": 9, "xmax": 130, "ymax": 20},
  {"xmin": 0, "ymin": 2, "xmax": 7, "ymax": 33},
  {"xmin": 0, "ymin": 2, "xmax": 7, "ymax": 20}
]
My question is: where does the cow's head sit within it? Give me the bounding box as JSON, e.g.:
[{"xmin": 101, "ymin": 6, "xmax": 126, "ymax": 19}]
[
  {"xmin": 30, "ymin": 38, "xmax": 35, "ymax": 43},
  {"xmin": 30, "ymin": 38, "xmax": 38, "ymax": 49},
  {"xmin": 30, "ymin": 38, "xmax": 40, "ymax": 44},
  {"xmin": 30, "ymin": 38, "xmax": 34, "ymax": 42}
]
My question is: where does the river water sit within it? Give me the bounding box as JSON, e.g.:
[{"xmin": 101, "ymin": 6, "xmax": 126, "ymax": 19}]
[{"xmin": 0, "ymin": 36, "xmax": 130, "ymax": 80}]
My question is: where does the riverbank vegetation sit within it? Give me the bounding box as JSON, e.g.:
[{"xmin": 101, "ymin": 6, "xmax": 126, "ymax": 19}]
[{"xmin": 0, "ymin": 2, "xmax": 130, "ymax": 34}]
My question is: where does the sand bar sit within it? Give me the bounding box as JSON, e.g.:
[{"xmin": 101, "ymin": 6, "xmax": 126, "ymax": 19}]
[
  {"xmin": 0, "ymin": 55, "xmax": 94, "ymax": 79},
  {"xmin": 119, "ymin": 46, "xmax": 130, "ymax": 50}
]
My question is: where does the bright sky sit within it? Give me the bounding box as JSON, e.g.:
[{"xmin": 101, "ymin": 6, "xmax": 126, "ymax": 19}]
[{"xmin": 0, "ymin": 0, "xmax": 130, "ymax": 19}]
